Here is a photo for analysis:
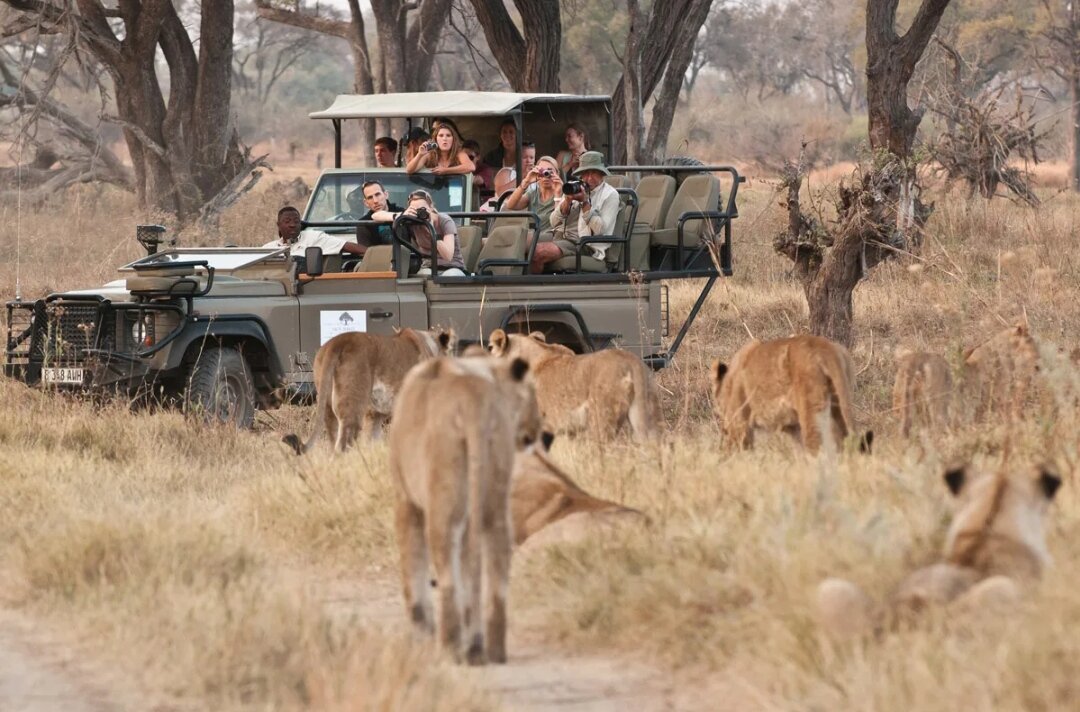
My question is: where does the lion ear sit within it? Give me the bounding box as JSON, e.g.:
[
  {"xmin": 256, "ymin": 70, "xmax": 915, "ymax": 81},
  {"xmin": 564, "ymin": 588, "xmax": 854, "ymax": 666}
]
[
  {"xmin": 944, "ymin": 465, "xmax": 967, "ymax": 496},
  {"xmin": 509, "ymin": 357, "xmax": 529, "ymax": 382},
  {"xmin": 1039, "ymin": 468, "xmax": 1062, "ymax": 500},
  {"xmin": 490, "ymin": 329, "xmax": 508, "ymax": 354},
  {"xmin": 541, "ymin": 431, "xmax": 555, "ymax": 450},
  {"xmin": 712, "ymin": 359, "xmax": 728, "ymax": 385},
  {"xmin": 529, "ymin": 331, "xmax": 547, "ymax": 342}
]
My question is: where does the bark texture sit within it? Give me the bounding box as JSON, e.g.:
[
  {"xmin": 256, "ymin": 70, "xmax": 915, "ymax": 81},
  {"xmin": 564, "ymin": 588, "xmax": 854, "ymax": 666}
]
[{"xmin": 468, "ymin": 0, "xmax": 562, "ymax": 92}]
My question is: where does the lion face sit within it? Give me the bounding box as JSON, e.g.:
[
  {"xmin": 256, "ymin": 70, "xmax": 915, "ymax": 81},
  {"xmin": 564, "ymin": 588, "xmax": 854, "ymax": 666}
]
[
  {"xmin": 489, "ymin": 329, "xmax": 573, "ymax": 363},
  {"xmin": 942, "ymin": 463, "xmax": 1061, "ymax": 575}
]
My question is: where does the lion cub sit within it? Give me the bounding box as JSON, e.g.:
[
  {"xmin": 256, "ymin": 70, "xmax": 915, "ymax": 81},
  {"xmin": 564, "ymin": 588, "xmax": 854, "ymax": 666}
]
[
  {"xmin": 962, "ymin": 323, "xmax": 1040, "ymax": 420},
  {"xmin": 283, "ymin": 328, "xmax": 452, "ymax": 454},
  {"xmin": 511, "ymin": 432, "xmax": 647, "ymax": 547},
  {"xmin": 711, "ymin": 334, "xmax": 867, "ymax": 453},
  {"xmin": 893, "ymin": 349, "xmax": 952, "ymax": 436},
  {"xmin": 817, "ymin": 462, "xmax": 1062, "ymax": 639},
  {"xmin": 388, "ymin": 355, "xmax": 541, "ymax": 665},
  {"xmin": 488, "ymin": 329, "xmax": 661, "ymax": 440}
]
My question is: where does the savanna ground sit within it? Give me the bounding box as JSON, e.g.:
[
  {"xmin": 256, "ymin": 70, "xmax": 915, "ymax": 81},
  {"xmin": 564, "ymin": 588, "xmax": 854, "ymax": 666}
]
[{"xmin": 2, "ymin": 164, "xmax": 1080, "ymax": 711}]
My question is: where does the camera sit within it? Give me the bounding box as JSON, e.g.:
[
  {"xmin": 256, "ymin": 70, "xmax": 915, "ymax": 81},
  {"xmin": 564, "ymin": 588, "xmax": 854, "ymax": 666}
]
[
  {"xmin": 539, "ymin": 168, "xmax": 554, "ymax": 179},
  {"xmin": 415, "ymin": 206, "xmax": 430, "ymax": 221},
  {"xmin": 423, "ymin": 140, "xmax": 438, "ymax": 152},
  {"xmin": 563, "ymin": 180, "xmax": 584, "ymax": 196}
]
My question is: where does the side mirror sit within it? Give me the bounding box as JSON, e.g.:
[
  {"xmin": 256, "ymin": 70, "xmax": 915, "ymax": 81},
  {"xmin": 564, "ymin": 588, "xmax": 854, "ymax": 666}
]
[{"xmin": 304, "ymin": 246, "xmax": 324, "ymax": 277}]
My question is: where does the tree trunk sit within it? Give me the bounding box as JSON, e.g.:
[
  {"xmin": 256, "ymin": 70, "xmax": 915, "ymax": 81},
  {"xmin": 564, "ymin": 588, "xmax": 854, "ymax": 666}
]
[
  {"xmin": 610, "ymin": 0, "xmax": 713, "ymax": 164},
  {"xmin": 805, "ymin": 242, "xmax": 863, "ymax": 347},
  {"xmin": 645, "ymin": 10, "xmax": 704, "ymax": 160},
  {"xmin": 623, "ymin": 0, "xmax": 646, "ymax": 165},
  {"xmin": 1072, "ymin": 67, "xmax": 1080, "ymax": 192},
  {"xmin": 865, "ymin": 0, "xmax": 952, "ymax": 159},
  {"xmin": 468, "ymin": 0, "xmax": 561, "ymax": 91}
]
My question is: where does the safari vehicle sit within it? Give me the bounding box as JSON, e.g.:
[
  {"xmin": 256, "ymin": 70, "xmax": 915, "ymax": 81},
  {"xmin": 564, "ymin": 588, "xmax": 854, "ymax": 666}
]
[{"xmin": 4, "ymin": 92, "xmax": 742, "ymax": 427}]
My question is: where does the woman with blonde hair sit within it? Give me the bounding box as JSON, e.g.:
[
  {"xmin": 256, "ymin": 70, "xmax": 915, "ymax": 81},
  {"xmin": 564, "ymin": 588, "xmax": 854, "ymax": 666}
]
[
  {"xmin": 406, "ymin": 123, "xmax": 475, "ymax": 176},
  {"xmin": 502, "ymin": 155, "xmax": 563, "ymax": 225},
  {"xmin": 555, "ymin": 123, "xmax": 590, "ymax": 177}
]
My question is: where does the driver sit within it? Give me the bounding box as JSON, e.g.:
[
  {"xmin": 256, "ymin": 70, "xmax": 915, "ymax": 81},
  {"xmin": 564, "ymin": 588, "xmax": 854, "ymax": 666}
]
[
  {"xmin": 332, "ymin": 187, "xmax": 367, "ymax": 220},
  {"xmin": 263, "ymin": 206, "xmax": 363, "ymax": 256}
]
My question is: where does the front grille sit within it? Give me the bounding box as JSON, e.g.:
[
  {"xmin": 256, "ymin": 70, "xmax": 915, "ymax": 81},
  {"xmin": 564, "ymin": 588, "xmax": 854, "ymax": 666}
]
[{"xmin": 42, "ymin": 302, "xmax": 102, "ymax": 365}]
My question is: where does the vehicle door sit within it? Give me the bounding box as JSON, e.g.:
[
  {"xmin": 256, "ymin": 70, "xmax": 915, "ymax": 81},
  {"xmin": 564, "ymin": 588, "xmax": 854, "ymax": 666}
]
[{"xmin": 297, "ymin": 275, "xmax": 402, "ymax": 358}]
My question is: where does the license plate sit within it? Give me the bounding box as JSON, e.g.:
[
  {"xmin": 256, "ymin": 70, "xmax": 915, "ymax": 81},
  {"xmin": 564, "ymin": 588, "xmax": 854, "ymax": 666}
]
[{"xmin": 42, "ymin": 367, "xmax": 85, "ymax": 384}]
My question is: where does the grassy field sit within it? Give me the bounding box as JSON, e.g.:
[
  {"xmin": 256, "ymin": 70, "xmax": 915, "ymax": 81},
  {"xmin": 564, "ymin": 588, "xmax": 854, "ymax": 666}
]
[{"xmin": 1, "ymin": 174, "xmax": 1079, "ymax": 710}]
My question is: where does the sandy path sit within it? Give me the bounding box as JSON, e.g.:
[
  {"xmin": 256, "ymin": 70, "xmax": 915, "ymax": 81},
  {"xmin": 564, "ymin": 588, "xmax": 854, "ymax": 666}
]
[
  {"xmin": 318, "ymin": 567, "xmax": 682, "ymax": 712},
  {"xmin": 0, "ymin": 609, "xmax": 117, "ymax": 712}
]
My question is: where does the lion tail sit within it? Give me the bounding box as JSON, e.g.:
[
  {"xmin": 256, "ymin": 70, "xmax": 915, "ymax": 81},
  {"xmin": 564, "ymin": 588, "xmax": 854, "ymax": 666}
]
[
  {"xmin": 627, "ymin": 358, "xmax": 661, "ymax": 441},
  {"xmin": 282, "ymin": 351, "xmax": 338, "ymax": 455},
  {"xmin": 821, "ymin": 350, "xmax": 871, "ymax": 451}
]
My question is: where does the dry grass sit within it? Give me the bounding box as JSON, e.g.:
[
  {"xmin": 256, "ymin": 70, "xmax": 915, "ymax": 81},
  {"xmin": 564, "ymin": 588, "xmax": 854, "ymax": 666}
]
[{"xmin": 3, "ymin": 178, "xmax": 1080, "ymax": 709}]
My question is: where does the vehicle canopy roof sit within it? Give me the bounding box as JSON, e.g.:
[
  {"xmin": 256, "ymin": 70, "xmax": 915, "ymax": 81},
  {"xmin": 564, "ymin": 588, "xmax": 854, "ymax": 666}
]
[{"xmin": 310, "ymin": 91, "xmax": 613, "ymax": 172}]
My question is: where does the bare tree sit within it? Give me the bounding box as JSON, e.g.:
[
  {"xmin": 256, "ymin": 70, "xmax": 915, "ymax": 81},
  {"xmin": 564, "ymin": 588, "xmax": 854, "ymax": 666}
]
[
  {"xmin": 1035, "ymin": 0, "xmax": 1080, "ymax": 191},
  {"xmin": 610, "ymin": 0, "xmax": 714, "ymax": 163},
  {"xmin": 2, "ymin": 0, "xmax": 267, "ymax": 227},
  {"xmin": 233, "ymin": 12, "xmax": 313, "ymax": 108},
  {"xmin": 770, "ymin": 0, "xmax": 951, "ymax": 346},
  {"xmin": 467, "ymin": 0, "xmax": 561, "ymax": 92},
  {"xmin": 255, "ymin": 0, "xmax": 451, "ymax": 161}
]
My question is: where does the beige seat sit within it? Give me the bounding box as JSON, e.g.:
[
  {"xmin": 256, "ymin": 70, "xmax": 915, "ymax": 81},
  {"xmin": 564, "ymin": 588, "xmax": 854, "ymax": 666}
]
[
  {"xmin": 650, "ymin": 174, "xmax": 720, "ymax": 268},
  {"xmin": 547, "ymin": 191, "xmax": 636, "ymax": 273},
  {"xmin": 458, "ymin": 225, "xmax": 483, "ymax": 274},
  {"xmin": 355, "ymin": 244, "xmax": 393, "ymax": 272},
  {"xmin": 474, "ymin": 224, "xmax": 528, "ymax": 275},
  {"xmin": 628, "ymin": 175, "xmax": 676, "ymax": 271},
  {"xmin": 604, "ymin": 174, "xmax": 630, "ymax": 189}
]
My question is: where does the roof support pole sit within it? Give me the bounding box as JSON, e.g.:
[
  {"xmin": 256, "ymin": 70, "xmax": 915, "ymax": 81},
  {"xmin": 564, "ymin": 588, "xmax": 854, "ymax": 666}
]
[{"xmin": 333, "ymin": 119, "xmax": 342, "ymax": 168}]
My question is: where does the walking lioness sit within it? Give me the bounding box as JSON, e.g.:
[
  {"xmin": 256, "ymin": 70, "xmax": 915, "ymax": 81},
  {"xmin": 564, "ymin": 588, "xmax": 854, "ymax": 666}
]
[
  {"xmin": 893, "ymin": 349, "xmax": 953, "ymax": 436},
  {"xmin": 487, "ymin": 329, "xmax": 660, "ymax": 440},
  {"xmin": 711, "ymin": 334, "xmax": 867, "ymax": 453},
  {"xmin": 817, "ymin": 462, "xmax": 1062, "ymax": 639},
  {"xmin": 389, "ymin": 355, "xmax": 542, "ymax": 665},
  {"xmin": 962, "ymin": 322, "xmax": 1041, "ymax": 420},
  {"xmin": 283, "ymin": 328, "xmax": 452, "ymax": 454}
]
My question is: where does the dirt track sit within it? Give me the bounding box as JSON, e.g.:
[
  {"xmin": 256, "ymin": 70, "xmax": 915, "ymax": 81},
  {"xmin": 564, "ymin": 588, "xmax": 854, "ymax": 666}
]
[{"xmin": 0, "ymin": 609, "xmax": 115, "ymax": 712}]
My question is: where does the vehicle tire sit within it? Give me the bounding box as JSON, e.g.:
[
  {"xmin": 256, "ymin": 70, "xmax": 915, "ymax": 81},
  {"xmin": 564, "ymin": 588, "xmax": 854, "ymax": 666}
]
[
  {"xmin": 662, "ymin": 155, "xmax": 706, "ymax": 190},
  {"xmin": 184, "ymin": 346, "xmax": 256, "ymax": 428}
]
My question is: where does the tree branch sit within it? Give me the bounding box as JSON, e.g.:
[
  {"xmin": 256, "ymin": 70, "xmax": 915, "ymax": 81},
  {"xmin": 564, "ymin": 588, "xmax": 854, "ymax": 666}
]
[{"xmin": 253, "ymin": 0, "xmax": 351, "ymax": 39}]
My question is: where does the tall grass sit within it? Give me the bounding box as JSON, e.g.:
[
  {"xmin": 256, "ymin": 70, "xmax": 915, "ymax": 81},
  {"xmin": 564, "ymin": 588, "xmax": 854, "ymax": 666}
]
[{"xmin": 1, "ymin": 180, "xmax": 1080, "ymax": 709}]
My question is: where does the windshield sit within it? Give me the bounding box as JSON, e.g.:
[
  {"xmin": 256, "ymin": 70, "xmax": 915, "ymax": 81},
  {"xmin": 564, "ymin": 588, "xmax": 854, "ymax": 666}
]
[
  {"xmin": 126, "ymin": 249, "xmax": 287, "ymax": 271},
  {"xmin": 304, "ymin": 171, "xmax": 469, "ymax": 230}
]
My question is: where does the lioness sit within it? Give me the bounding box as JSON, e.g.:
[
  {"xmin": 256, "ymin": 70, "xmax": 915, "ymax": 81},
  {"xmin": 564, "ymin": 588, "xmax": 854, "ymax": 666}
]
[
  {"xmin": 511, "ymin": 432, "xmax": 647, "ymax": 546},
  {"xmin": 711, "ymin": 334, "xmax": 866, "ymax": 453},
  {"xmin": 388, "ymin": 355, "xmax": 542, "ymax": 665},
  {"xmin": 283, "ymin": 328, "xmax": 452, "ymax": 454},
  {"xmin": 817, "ymin": 462, "xmax": 1061, "ymax": 639},
  {"xmin": 893, "ymin": 349, "xmax": 953, "ymax": 437},
  {"xmin": 962, "ymin": 322, "xmax": 1040, "ymax": 420},
  {"xmin": 487, "ymin": 329, "xmax": 660, "ymax": 440}
]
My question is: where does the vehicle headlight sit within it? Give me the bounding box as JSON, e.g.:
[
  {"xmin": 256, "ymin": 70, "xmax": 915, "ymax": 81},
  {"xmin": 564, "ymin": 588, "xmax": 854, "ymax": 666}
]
[{"xmin": 131, "ymin": 314, "xmax": 155, "ymax": 348}]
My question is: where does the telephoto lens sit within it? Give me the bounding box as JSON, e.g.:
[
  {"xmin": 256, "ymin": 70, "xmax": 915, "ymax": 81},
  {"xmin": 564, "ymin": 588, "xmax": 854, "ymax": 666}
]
[{"xmin": 563, "ymin": 180, "xmax": 584, "ymax": 196}]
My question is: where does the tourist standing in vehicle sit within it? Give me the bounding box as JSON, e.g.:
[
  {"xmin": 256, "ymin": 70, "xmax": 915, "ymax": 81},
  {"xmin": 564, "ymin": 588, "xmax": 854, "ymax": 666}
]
[
  {"xmin": 502, "ymin": 155, "xmax": 563, "ymax": 226},
  {"xmin": 374, "ymin": 136, "xmax": 398, "ymax": 167},
  {"xmin": 530, "ymin": 152, "xmax": 619, "ymax": 273},
  {"xmin": 483, "ymin": 118, "xmax": 518, "ymax": 174},
  {"xmin": 555, "ymin": 124, "xmax": 590, "ymax": 177},
  {"xmin": 521, "ymin": 140, "xmax": 536, "ymax": 176},
  {"xmin": 370, "ymin": 190, "xmax": 466, "ymax": 276},
  {"xmin": 264, "ymin": 206, "xmax": 363, "ymax": 256},
  {"xmin": 406, "ymin": 124, "xmax": 475, "ymax": 176},
  {"xmin": 403, "ymin": 127, "xmax": 431, "ymax": 165}
]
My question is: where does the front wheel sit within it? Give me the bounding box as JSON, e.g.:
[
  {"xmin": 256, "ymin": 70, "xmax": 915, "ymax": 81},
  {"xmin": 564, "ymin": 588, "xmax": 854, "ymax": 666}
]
[{"xmin": 184, "ymin": 346, "xmax": 256, "ymax": 428}]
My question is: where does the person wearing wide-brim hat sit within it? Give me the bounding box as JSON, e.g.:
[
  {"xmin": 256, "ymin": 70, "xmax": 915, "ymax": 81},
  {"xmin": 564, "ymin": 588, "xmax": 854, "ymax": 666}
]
[{"xmin": 529, "ymin": 151, "xmax": 621, "ymax": 274}]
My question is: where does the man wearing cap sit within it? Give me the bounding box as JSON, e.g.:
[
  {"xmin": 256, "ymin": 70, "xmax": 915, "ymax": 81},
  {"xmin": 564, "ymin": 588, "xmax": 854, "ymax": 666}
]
[
  {"xmin": 403, "ymin": 126, "xmax": 430, "ymax": 165},
  {"xmin": 531, "ymin": 151, "xmax": 620, "ymax": 273},
  {"xmin": 263, "ymin": 206, "xmax": 363, "ymax": 257}
]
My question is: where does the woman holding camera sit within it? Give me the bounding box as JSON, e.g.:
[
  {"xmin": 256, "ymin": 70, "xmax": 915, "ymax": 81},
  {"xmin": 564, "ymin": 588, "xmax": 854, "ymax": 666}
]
[
  {"xmin": 502, "ymin": 155, "xmax": 563, "ymax": 225},
  {"xmin": 405, "ymin": 124, "xmax": 475, "ymax": 176}
]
